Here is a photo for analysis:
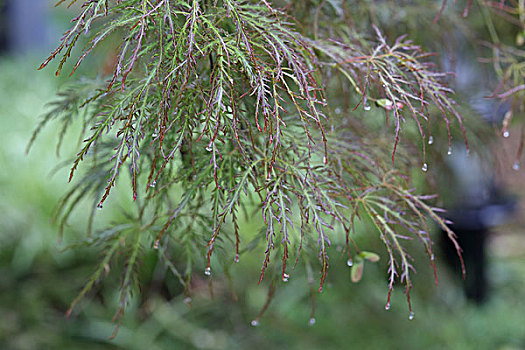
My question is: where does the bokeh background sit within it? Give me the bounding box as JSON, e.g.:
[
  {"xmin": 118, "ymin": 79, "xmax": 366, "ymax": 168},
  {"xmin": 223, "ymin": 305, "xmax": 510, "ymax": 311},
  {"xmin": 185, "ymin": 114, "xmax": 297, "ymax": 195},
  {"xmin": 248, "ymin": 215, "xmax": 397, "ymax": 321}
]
[{"xmin": 1, "ymin": 1, "xmax": 525, "ymax": 349}]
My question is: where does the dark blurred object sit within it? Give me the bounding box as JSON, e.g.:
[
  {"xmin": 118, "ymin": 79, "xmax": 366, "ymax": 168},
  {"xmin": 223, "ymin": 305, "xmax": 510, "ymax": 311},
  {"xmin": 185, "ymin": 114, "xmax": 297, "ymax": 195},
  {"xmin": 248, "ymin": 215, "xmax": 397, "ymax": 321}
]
[
  {"xmin": 0, "ymin": 0, "xmax": 51, "ymax": 55},
  {"xmin": 438, "ymin": 40, "xmax": 520, "ymax": 304},
  {"xmin": 442, "ymin": 191, "xmax": 517, "ymax": 304},
  {"xmin": 0, "ymin": 1, "xmax": 7, "ymax": 54},
  {"xmin": 441, "ymin": 149, "xmax": 517, "ymax": 304}
]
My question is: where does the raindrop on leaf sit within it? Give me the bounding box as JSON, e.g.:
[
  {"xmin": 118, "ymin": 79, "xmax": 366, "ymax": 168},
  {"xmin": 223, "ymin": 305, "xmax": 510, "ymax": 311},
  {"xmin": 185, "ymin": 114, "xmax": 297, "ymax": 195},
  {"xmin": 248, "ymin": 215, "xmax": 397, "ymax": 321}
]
[
  {"xmin": 447, "ymin": 147, "xmax": 452, "ymax": 156},
  {"xmin": 421, "ymin": 163, "xmax": 428, "ymax": 172},
  {"xmin": 364, "ymin": 104, "xmax": 371, "ymax": 111},
  {"xmin": 149, "ymin": 181, "xmax": 157, "ymax": 188},
  {"xmin": 346, "ymin": 259, "xmax": 353, "ymax": 267},
  {"xmin": 513, "ymin": 161, "xmax": 520, "ymax": 171},
  {"xmin": 204, "ymin": 267, "xmax": 211, "ymax": 276},
  {"xmin": 408, "ymin": 312, "xmax": 415, "ymax": 320},
  {"xmin": 309, "ymin": 318, "xmax": 316, "ymax": 326},
  {"xmin": 385, "ymin": 302, "xmax": 391, "ymax": 311},
  {"xmin": 503, "ymin": 130, "xmax": 510, "ymax": 138},
  {"xmin": 250, "ymin": 320, "xmax": 259, "ymax": 327},
  {"xmin": 282, "ymin": 273, "xmax": 290, "ymax": 282},
  {"xmin": 428, "ymin": 136, "xmax": 434, "ymax": 145},
  {"xmin": 234, "ymin": 254, "xmax": 240, "ymax": 263}
]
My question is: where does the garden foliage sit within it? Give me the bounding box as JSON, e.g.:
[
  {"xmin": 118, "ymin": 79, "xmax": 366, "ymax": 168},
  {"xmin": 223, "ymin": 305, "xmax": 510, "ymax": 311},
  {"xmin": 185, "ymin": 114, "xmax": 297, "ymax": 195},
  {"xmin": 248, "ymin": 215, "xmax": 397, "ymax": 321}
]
[{"xmin": 29, "ymin": 0, "xmax": 524, "ymax": 332}]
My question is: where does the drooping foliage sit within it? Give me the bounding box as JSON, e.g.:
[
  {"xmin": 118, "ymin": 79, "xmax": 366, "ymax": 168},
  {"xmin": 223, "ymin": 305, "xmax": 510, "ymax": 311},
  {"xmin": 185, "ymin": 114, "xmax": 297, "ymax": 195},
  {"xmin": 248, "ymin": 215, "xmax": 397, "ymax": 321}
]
[{"xmin": 29, "ymin": 0, "xmax": 524, "ymax": 333}]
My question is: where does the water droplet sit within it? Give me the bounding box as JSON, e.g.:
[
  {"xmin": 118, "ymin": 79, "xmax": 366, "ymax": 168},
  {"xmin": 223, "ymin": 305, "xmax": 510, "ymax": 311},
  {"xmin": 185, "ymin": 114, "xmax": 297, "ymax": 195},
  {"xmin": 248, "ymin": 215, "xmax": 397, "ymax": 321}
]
[
  {"xmin": 385, "ymin": 302, "xmax": 391, "ymax": 311},
  {"xmin": 309, "ymin": 318, "xmax": 316, "ymax": 326},
  {"xmin": 234, "ymin": 254, "xmax": 240, "ymax": 263},
  {"xmin": 447, "ymin": 147, "xmax": 452, "ymax": 156},
  {"xmin": 282, "ymin": 273, "xmax": 289, "ymax": 282},
  {"xmin": 428, "ymin": 136, "xmax": 434, "ymax": 145},
  {"xmin": 250, "ymin": 320, "xmax": 259, "ymax": 327},
  {"xmin": 323, "ymin": 156, "xmax": 327, "ymax": 165},
  {"xmin": 206, "ymin": 144, "xmax": 213, "ymax": 152},
  {"xmin": 149, "ymin": 181, "xmax": 157, "ymax": 188},
  {"xmin": 183, "ymin": 297, "xmax": 192, "ymax": 304},
  {"xmin": 503, "ymin": 130, "xmax": 510, "ymax": 138},
  {"xmin": 347, "ymin": 259, "xmax": 353, "ymax": 267},
  {"xmin": 364, "ymin": 104, "xmax": 371, "ymax": 111},
  {"xmin": 204, "ymin": 267, "xmax": 211, "ymax": 276},
  {"xmin": 334, "ymin": 107, "xmax": 342, "ymax": 115},
  {"xmin": 97, "ymin": 203, "xmax": 103, "ymax": 210},
  {"xmin": 421, "ymin": 163, "xmax": 428, "ymax": 172},
  {"xmin": 408, "ymin": 311, "xmax": 415, "ymax": 320},
  {"xmin": 152, "ymin": 133, "xmax": 158, "ymax": 138},
  {"xmin": 430, "ymin": 253, "xmax": 435, "ymax": 261},
  {"xmin": 513, "ymin": 161, "xmax": 520, "ymax": 171},
  {"xmin": 153, "ymin": 240, "xmax": 160, "ymax": 250}
]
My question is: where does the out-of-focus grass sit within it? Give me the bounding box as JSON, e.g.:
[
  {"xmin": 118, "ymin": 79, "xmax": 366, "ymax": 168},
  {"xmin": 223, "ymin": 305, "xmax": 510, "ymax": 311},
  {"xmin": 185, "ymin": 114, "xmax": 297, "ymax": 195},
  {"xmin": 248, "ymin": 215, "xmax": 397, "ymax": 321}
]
[
  {"xmin": 1, "ymin": 56, "xmax": 525, "ymax": 350},
  {"xmin": 0, "ymin": 56, "xmax": 115, "ymax": 349}
]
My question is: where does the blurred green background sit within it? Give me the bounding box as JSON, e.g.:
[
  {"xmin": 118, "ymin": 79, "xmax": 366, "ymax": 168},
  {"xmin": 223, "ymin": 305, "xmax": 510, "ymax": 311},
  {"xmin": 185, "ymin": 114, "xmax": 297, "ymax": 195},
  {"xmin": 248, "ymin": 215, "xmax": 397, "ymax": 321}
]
[{"xmin": 1, "ymin": 3, "xmax": 525, "ymax": 350}]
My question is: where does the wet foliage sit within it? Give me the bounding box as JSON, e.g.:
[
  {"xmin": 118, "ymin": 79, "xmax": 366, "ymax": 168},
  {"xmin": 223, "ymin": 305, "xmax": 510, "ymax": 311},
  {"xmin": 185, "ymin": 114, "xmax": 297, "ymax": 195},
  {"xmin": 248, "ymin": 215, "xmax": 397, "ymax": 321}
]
[{"xmin": 28, "ymin": 0, "xmax": 524, "ymax": 332}]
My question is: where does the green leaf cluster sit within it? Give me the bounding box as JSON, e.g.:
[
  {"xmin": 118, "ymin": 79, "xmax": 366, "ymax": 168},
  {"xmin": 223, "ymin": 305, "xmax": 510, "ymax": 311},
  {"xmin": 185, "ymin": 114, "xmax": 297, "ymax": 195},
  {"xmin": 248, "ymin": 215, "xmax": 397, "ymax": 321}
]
[{"xmin": 33, "ymin": 0, "xmax": 520, "ymax": 329}]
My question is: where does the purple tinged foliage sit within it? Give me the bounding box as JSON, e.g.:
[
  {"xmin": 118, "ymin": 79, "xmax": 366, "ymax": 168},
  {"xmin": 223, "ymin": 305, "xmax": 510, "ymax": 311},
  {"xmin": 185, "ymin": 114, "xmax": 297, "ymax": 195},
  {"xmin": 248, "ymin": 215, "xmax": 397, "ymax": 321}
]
[{"xmin": 31, "ymin": 0, "xmax": 525, "ymax": 332}]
